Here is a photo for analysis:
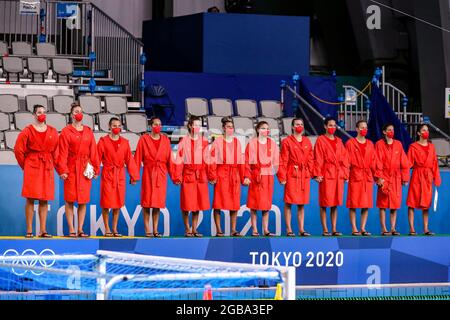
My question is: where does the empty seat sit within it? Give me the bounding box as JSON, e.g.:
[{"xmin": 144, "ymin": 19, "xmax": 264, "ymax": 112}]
[
  {"xmin": 125, "ymin": 114, "xmax": 148, "ymax": 133},
  {"xmin": 52, "ymin": 58, "xmax": 73, "ymax": 82},
  {"xmin": 105, "ymin": 96, "xmax": 127, "ymax": 115},
  {"xmin": 27, "ymin": 57, "xmax": 48, "ymax": 82},
  {"xmin": 236, "ymin": 99, "xmax": 258, "ymax": 118},
  {"xmin": 0, "ymin": 150, "xmax": 17, "ymax": 164},
  {"xmin": 210, "ymin": 98, "xmax": 233, "ymax": 117},
  {"xmin": 433, "ymin": 138, "xmax": 450, "ymax": 166},
  {"xmin": 26, "ymin": 95, "xmax": 48, "ymax": 112},
  {"xmin": 233, "ymin": 117, "xmax": 255, "ymax": 136},
  {"xmin": 36, "ymin": 43, "xmax": 56, "ymax": 56},
  {"xmin": 186, "ymin": 98, "xmax": 209, "ymax": 117},
  {"xmin": 0, "ymin": 95, "xmax": 19, "ymax": 114},
  {"xmin": 52, "ymin": 95, "xmax": 74, "ymax": 114},
  {"xmin": 14, "ymin": 112, "xmax": 34, "ymax": 130},
  {"xmin": 98, "ymin": 113, "xmax": 119, "ymax": 132},
  {"xmin": 0, "ymin": 41, "xmax": 8, "ymax": 55},
  {"xmin": 46, "ymin": 113, "xmax": 67, "ymax": 132},
  {"xmin": 2, "ymin": 57, "xmax": 24, "ymax": 81},
  {"xmin": 122, "ymin": 132, "xmax": 140, "ymax": 153},
  {"xmin": 94, "ymin": 132, "xmax": 105, "ymax": 143},
  {"xmin": 206, "ymin": 116, "xmax": 223, "ymax": 134},
  {"xmin": 260, "ymin": 100, "xmax": 282, "ymax": 118},
  {"xmin": 257, "ymin": 117, "xmax": 280, "ymax": 136},
  {"xmin": 282, "ymin": 117, "xmax": 294, "ymax": 135},
  {"xmin": 81, "ymin": 114, "xmax": 95, "ymax": 130},
  {"xmin": 79, "ymin": 96, "xmax": 101, "ymax": 114},
  {"xmin": 309, "ymin": 135, "xmax": 319, "ymax": 147},
  {"xmin": 4, "ymin": 130, "xmax": 20, "ymax": 149},
  {"xmin": 0, "ymin": 112, "xmax": 10, "ymax": 131},
  {"xmin": 12, "ymin": 42, "xmax": 32, "ymax": 55}
]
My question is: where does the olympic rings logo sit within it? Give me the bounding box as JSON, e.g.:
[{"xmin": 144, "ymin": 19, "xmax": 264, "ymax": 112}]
[{"xmin": 1, "ymin": 249, "xmax": 56, "ymax": 276}]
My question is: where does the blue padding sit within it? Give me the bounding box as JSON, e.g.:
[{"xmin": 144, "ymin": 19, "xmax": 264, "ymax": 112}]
[
  {"xmin": 73, "ymin": 70, "xmax": 108, "ymax": 78},
  {"xmin": 78, "ymin": 85, "xmax": 125, "ymax": 93}
]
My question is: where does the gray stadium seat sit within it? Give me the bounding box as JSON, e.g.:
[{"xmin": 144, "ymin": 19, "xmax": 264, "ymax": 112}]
[
  {"xmin": 309, "ymin": 135, "xmax": 319, "ymax": 147},
  {"xmin": 282, "ymin": 117, "xmax": 294, "ymax": 135},
  {"xmin": 14, "ymin": 112, "xmax": 34, "ymax": 130},
  {"xmin": 36, "ymin": 43, "xmax": 56, "ymax": 56},
  {"xmin": 0, "ymin": 41, "xmax": 8, "ymax": 55},
  {"xmin": 4, "ymin": 130, "xmax": 20, "ymax": 149},
  {"xmin": 433, "ymin": 138, "xmax": 450, "ymax": 166},
  {"xmin": 2, "ymin": 57, "xmax": 24, "ymax": 81},
  {"xmin": 46, "ymin": 113, "xmax": 67, "ymax": 132},
  {"xmin": 233, "ymin": 117, "xmax": 255, "ymax": 137},
  {"xmin": 12, "ymin": 42, "xmax": 32, "ymax": 55},
  {"xmin": 185, "ymin": 97, "xmax": 209, "ymax": 117},
  {"xmin": 210, "ymin": 98, "xmax": 233, "ymax": 117},
  {"xmin": 235, "ymin": 99, "xmax": 258, "ymax": 118},
  {"xmin": 206, "ymin": 116, "xmax": 223, "ymax": 134},
  {"xmin": 52, "ymin": 58, "xmax": 73, "ymax": 82},
  {"xmin": 0, "ymin": 95, "xmax": 19, "ymax": 113},
  {"xmin": 125, "ymin": 114, "xmax": 148, "ymax": 133},
  {"xmin": 0, "ymin": 150, "xmax": 17, "ymax": 164},
  {"xmin": 94, "ymin": 132, "xmax": 105, "ymax": 143},
  {"xmin": 26, "ymin": 95, "xmax": 48, "ymax": 112},
  {"xmin": 99, "ymin": 113, "xmax": 119, "ymax": 132},
  {"xmin": 121, "ymin": 132, "xmax": 140, "ymax": 153},
  {"xmin": 53, "ymin": 95, "xmax": 74, "ymax": 114},
  {"xmin": 81, "ymin": 114, "xmax": 95, "ymax": 130},
  {"xmin": 0, "ymin": 112, "xmax": 10, "ymax": 131},
  {"xmin": 105, "ymin": 96, "xmax": 127, "ymax": 115},
  {"xmin": 260, "ymin": 100, "xmax": 282, "ymax": 118},
  {"xmin": 79, "ymin": 96, "xmax": 101, "ymax": 114},
  {"xmin": 257, "ymin": 117, "xmax": 280, "ymax": 137},
  {"xmin": 27, "ymin": 57, "xmax": 49, "ymax": 82}
]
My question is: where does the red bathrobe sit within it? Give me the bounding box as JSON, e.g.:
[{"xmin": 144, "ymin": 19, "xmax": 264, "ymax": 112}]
[
  {"xmin": 14, "ymin": 125, "xmax": 59, "ymax": 200},
  {"xmin": 210, "ymin": 137, "xmax": 245, "ymax": 211},
  {"xmin": 277, "ymin": 135, "xmax": 314, "ymax": 205},
  {"xmin": 406, "ymin": 142, "xmax": 441, "ymax": 209},
  {"xmin": 345, "ymin": 138, "xmax": 377, "ymax": 209},
  {"xmin": 97, "ymin": 135, "xmax": 140, "ymax": 209},
  {"xmin": 245, "ymin": 138, "xmax": 279, "ymax": 211},
  {"xmin": 374, "ymin": 139, "xmax": 410, "ymax": 209},
  {"xmin": 134, "ymin": 134, "xmax": 173, "ymax": 209},
  {"xmin": 173, "ymin": 136, "xmax": 213, "ymax": 212},
  {"xmin": 57, "ymin": 125, "xmax": 100, "ymax": 204},
  {"xmin": 313, "ymin": 135, "xmax": 349, "ymax": 207}
]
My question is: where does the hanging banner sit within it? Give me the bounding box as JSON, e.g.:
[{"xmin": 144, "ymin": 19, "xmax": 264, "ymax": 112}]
[
  {"xmin": 19, "ymin": 0, "xmax": 40, "ymax": 15},
  {"xmin": 345, "ymin": 89, "xmax": 357, "ymax": 106}
]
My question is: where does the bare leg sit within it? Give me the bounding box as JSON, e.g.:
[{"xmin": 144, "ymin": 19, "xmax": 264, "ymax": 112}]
[
  {"xmin": 112, "ymin": 209, "xmax": 120, "ymax": 234},
  {"xmin": 191, "ymin": 211, "xmax": 200, "ymax": 234},
  {"xmin": 349, "ymin": 209, "xmax": 358, "ymax": 233},
  {"xmin": 379, "ymin": 209, "xmax": 388, "ymax": 233},
  {"xmin": 213, "ymin": 209, "xmax": 223, "ymax": 235},
  {"xmin": 101, "ymin": 208, "xmax": 111, "ymax": 234},
  {"xmin": 408, "ymin": 207, "xmax": 416, "ymax": 234},
  {"xmin": 230, "ymin": 210, "xmax": 238, "ymax": 235},
  {"xmin": 77, "ymin": 204, "xmax": 87, "ymax": 235},
  {"xmin": 284, "ymin": 204, "xmax": 293, "ymax": 235},
  {"xmin": 250, "ymin": 210, "xmax": 258, "ymax": 235},
  {"xmin": 360, "ymin": 208, "xmax": 369, "ymax": 233},
  {"xmin": 65, "ymin": 201, "xmax": 75, "ymax": 234},
  {"xmin": 330, "ymin": 206, "xmax": 338, "ymax": 233},
  {"xmin": 182, "ymin": 211, "xmax": 191, "ymax": 234},
  {"xmin": 423, "ymin": 209, "xmax": 430, "ymax": 234},
  {"xmin": 390, "ymin": 209, "xmax": 397, "ymax": 232},
  {"xmin": 143, "ymin": 208, "xmax": 151, "ymax": 235},
  {"xmin": 262, "ymin": 210, "xmax": 270, "ymax": 235},
  {"xmin": 298, "ymin": 205, "xmax": 305, "ymax": 234},
  {"xmin": 152, "ymin": 208, "xmax": 160, "ymax": 234},
  {"xmin": 25, "ymin": 199, "xmax": 35, "ymax": 234},
  {"xmin": 320, "ymin": 207, "xmax": 329, "ymax": 234}
]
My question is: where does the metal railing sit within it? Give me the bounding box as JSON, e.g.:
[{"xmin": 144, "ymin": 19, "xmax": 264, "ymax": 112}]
[{"xmin": 342, "ymin": 85, "xmax": 370, "ymax": 131}]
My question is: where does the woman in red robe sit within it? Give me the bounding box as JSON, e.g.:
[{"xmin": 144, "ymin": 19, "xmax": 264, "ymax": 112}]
[
  {"xmin": 277, "ymin": 118, "xmax": 313, "ymax": 237},
  {"xmin": 210, "ymin": 117, "xmax": 245, "ymax": 237},
  {"xmin": 244, "ymin": 121, "xmax": 279, "ymax": 237},
  {"xmin": 172, "ymin": 115, "xmax": 214, "ymax": 237},
  {"xmin": 14, "ymin": 105, "xmax": 59, "ymax": 238},
  {"xmin": 313, "ymin": 117, "xmax": 349, "ymax": 237},
  {"xmin": 97, "ymin": 117, "xmax": 140, "ymax": 237},
  {"xmin": 57, "ymin": 103, "xmax": 100, "ymax": 237},
  {"xmin": 345, "ymin": 120, "xmax": 377, "ymax": 236},
  {"xmin": 406, "ymin": 124, "xmax": 441, "ymax": 236},
  {"xmin": 374, "ymin": 124, "xmax": 410, "ymax": 236},
  {"xmin": 134, "ymin": 117, "xmax": 173, "ymax": 237}
]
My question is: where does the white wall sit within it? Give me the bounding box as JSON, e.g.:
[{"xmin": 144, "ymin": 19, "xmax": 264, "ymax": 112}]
[{"xmin": 173, "ymin": 0, "xmax": 224, "ymax": 17}]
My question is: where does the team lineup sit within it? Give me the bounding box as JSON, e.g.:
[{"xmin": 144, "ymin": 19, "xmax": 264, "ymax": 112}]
[{"xmin": 14, "ymin": 103, "xmax": 441, "ymax": 239}]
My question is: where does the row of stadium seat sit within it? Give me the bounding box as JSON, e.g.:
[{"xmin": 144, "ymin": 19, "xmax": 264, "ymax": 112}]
[
  {"xmin": 0, "ymin": 41, "xmax": 57, "ymax": 56},
  {"xmin": 186, "ymin": 98, "xmax": 283, "ymax": 119}
]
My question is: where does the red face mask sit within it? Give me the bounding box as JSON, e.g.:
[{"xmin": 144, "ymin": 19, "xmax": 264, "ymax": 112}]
[
  {"xmin": 192, "ymin": 126, "xmax": 201, "ymax": 134},
  {"xmin": 73, "ymin": 113, "xmax": 83, "ymax": 122},
  {"xmin": 386, "ymin": 131, "xmax": 395, "ymax": 139},
  {"xmin": 111, "ymin": 127, "xmax": 121, "ymax": 135},
  {"xmin": 295, "ymin": 126, "xmax": 304, "ymax": 134},
  {"xmin": 327, "ymin": 127, "xmax": 336, "ymax": 135},
  {"xmin": 226, "ymin": 128, "xmax": 234, "ymax": 136},
  {"xmin": 153, "ymin": 125, "xmax": 162, "ymax": 134},
  {"xmin": 421, "ymin": 131, "xmax": 430, "ymax": 140},
  {"xmin": 37, "ymin": 114, "xmax": 46, "ymax": 123},
  {"xmin": 360, "ymin": 128, "xmax": 368, "ymax": 137}
]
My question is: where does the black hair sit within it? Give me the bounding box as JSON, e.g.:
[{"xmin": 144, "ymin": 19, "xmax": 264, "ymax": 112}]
[
  {"xmin": 32, "ymin": 104, "xmax": 45, "ymax": 114},
  {"xmin": 415, "ymin": 123, "xmax": 431, "ymax": 142},
  {"xmin": 70, "ymin": 102, "xmax": 82, "ymax": 114},
  {"xmin": 149, "ymin": 116, "xmax": 161, "ymax": 126},
  {"xmin": 356, "ymin": 119, "xmax": 367, "ymax": 129},
  {"xmin": 255, "ymin": 121, "xmax": 269, "ymax": 137},
  {"xmin": 109, "ymin": 117, "xmax": 121, "ymax": 127},
  {"xmin": 221, "ymin": 116, "xmax": 234, "ymax": 128},
  {"xmin": 324, "ymin": 117, "xmax": 336, "ymax": 126},
  {"xmin": 291, "ymin": 117, "xmax": 304, "ymax": 133},
  {"xmin": 187, "ymin": 115, "xmax": 202, "ymax": 133}
]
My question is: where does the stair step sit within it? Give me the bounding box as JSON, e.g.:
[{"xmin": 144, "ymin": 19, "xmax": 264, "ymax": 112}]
[
  {"xmin": 78, "ymin": 77, "xmax": 116, "ymax": 85},
  {"xmin": 73, "ymin": 70, "xmax": 110, "ymax": 78},
  {"xmin": 77, "ymin": 85, "xmax": 126, "ymax": 94}
]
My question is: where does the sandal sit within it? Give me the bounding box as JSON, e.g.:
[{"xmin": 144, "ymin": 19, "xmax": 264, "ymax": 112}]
[
  {"xmin": 322, "ymin": 232, "xmax": 332, "ymax": 237},
  {"xmin": 184, "ymin": 232, "xmax": 193, "ymax": 238},
  {"xmin": 251, "ymin": 232, "xmax": 260, "ymax": 237},
  {"xmin": 332, "ymin": 232, "xmax": 343, "ymax": 237},
  {"xmin": 231, "ymin": 231, "xmax": 242, "ymax": 237},
  {"xmin": 215, "ymin": 232, "xmax": 225, "ymax": 237},
  {"xmin": 153, "ymin": 232, "xmax": 162, "ymax": 238},
  {"xmin": 67, "ymin": 232, "xmax": 77, "ymax": 238},
  {"xmin": 264, "ymin": 232, "xmax": 274, "ymax": 237},
  {"xmin": 25, "ymin": 233, "xmax": 34, "ymax": 239},
  {"xmin": 361, "ymin": 231, "xmax": 371, "ymax": 237},
  {"xmin": 145, "ymin": 233, "xmax": 154, "ymax": 238},
  {"xmin": 193, "ymin": 232, "xmax": 203, "ymax": 238},
  {"xmin": 77, "ymin": 232, "xmax": 89, "ymax": 238},
  {"xmin": 424, "ymin": 231, "xmax": 435, "ymax": 236},
  {"xmin": 286, "ymin": 232, "xmax": 296, "ymax": 237},
  {"xmin": 381, "ymin": 231, "xmax": 391, "ymax": 236},
  {"xmin": 113, "ymin": 233, "xmax": 122, "ymax": 238},
  {"xmin": 104, "ymin": 232, "xmax": 114, "ymax": 238},
  {"xmin": 299, "ymin": 232, "xmax": 311, "ymax": 237},
  {"xmin": 391, "ymin": 230, "xmax": 400, "ymax": 236},
  {"xmin": 38, "ymin": 232, "xmax": 53, "ymax": 238},
  {"xmin": 409, "ymin": 231, "xmax": 417, "ymax": 236},
  {"xmin": 352, "ymin": 231, "xmax": 362, "ymax": 236}
]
